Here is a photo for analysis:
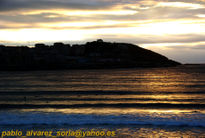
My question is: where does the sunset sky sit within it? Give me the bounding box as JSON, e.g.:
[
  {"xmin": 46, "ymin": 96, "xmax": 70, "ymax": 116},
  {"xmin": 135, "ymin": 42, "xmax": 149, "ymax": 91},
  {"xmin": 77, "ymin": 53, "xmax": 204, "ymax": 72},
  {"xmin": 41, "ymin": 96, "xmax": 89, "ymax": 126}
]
[{"xmin": 0, "ymin": 0, "xmax": 205, "ymax": 63}]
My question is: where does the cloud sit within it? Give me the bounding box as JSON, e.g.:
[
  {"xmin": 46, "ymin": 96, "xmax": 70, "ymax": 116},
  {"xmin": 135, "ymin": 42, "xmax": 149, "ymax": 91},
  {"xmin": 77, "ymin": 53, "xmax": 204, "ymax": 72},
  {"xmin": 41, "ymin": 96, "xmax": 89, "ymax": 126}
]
[
  {"xmin": 0, "ymin": 0, "xmax": 205, "ymax": 25},
  {"xmin": 0, "ymin": 0, "xmax": 205, "ymax": 12},
  {"xmin": 0, "ymin": 13, "xmax": 71, "ymax": 24},
  {"xmin": 0, "ymin": 0, "xmax": 125, "ymax": 12},
  {"xmin": 167, "ymin": 44, "xmax": 205, "ymax": 50},
  {"xmin": 94, "ymin": 34, "xmax": 205, "ymax": 45}
]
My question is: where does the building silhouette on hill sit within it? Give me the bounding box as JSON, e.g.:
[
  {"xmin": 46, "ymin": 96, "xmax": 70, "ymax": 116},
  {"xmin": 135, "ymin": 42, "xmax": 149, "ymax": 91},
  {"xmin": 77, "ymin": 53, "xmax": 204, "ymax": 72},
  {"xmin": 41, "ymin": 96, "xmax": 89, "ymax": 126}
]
[{"xmin": 0, "ymin": 40, "xmax": 181, "ymax": 70}]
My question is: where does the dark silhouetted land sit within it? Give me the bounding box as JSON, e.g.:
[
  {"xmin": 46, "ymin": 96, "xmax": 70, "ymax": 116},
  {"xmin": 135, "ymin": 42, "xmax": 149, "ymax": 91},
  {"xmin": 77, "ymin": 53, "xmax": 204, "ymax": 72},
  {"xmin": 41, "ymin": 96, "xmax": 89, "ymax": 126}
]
[{"xmin": 0, "ymin": 39, "xmax": 181, "ymax": 70}]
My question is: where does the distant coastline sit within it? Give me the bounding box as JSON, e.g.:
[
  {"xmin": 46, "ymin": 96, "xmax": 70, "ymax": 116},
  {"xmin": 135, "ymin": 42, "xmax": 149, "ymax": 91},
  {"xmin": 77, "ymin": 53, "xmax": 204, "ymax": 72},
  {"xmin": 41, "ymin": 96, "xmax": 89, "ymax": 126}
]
[{"xmin": 0, "ymin": 39, "xmax": 181, "ymax": 70}]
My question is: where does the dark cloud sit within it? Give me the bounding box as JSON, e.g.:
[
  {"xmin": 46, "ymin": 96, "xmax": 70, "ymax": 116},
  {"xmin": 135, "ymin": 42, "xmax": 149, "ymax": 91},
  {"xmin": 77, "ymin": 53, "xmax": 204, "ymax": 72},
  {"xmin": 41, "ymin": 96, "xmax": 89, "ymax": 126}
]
[
  {"xmin": 0, "ymin": 0, "xmax": 205, "ymax": 25},
  {"xmin": 0, "ymin": 0, "xmax": 125, "ymax": 12},
  {"xmin": 0, "ymin": 13, "xmax": 71, "ymax": 23},
  {"xmin": 0, "ymin": 7, "xmax": 204, "ymax": 26},
  {"xmin": 0, "ymin": 0, "xmax": 205, "ymax": 12}
]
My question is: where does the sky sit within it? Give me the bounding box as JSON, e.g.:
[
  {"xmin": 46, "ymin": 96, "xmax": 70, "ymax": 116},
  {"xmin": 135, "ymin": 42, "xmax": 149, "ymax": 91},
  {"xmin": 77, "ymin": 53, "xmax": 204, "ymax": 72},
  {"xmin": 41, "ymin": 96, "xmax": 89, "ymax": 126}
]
[{"xmin": 0, "ymin": 0, "xmax": 205, "ymax": 63}]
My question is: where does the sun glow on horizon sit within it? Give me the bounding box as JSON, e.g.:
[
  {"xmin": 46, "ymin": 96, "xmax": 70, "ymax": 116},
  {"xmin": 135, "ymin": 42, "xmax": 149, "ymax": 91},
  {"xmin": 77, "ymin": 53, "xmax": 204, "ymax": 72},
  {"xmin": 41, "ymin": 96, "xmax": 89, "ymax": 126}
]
[
  {"xmin": 157, "ymin": 2, "xmax": 204, "ymax": 9},
  {"xmin": 19, "ymin": 8, "xmax": 138, "ymax": 16},
  {"xmin": 0, "ymin": 29, "xmax": 86, "ymax": 42},
  {"xmin": 1, "ymin": 19, "xmax": 204, "ymax": 44}
]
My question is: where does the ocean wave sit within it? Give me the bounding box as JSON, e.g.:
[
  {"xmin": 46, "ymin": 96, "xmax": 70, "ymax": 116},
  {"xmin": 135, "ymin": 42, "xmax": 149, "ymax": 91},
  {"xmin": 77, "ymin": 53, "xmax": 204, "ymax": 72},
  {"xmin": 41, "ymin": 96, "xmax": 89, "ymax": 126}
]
[
  {"xmin": 0, "ymin": 103, "xmax": 205, "ymax": 109},
  {"xmin": 0, "ymin": 90, "xmax": 205, "ymax": 96},
  {"xmin": 0, "ymin": 111, "xmax": 205, "ymax": 127}
]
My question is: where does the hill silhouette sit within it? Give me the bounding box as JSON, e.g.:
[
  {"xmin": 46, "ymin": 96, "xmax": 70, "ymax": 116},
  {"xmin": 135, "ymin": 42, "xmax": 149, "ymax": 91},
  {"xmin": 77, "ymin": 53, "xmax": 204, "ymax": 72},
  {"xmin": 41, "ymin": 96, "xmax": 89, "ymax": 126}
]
[{"xmin": 0, "ymin": 39, "xmax": 181, "ymax": 70}]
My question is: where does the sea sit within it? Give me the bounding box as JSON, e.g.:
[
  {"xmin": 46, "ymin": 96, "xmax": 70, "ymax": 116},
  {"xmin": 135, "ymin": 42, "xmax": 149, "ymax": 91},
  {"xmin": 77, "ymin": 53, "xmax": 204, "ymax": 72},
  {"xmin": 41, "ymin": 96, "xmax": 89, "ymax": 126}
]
[{"xmin": 0, "ymin": 64, "xmax": 205, "ymax": 137}]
